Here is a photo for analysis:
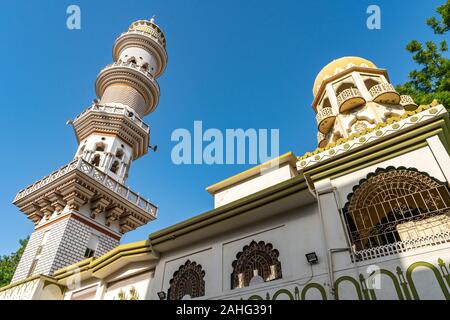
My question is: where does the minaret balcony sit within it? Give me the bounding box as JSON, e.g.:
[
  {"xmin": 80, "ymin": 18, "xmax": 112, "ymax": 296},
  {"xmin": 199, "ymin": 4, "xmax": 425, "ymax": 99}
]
[
  {"xmin": 13, "ymin": 158, "xmax": 157, "ymax": 230},
  {"xmin": 72, "ymin": 103, "xmax": 150, "ymax": 160},
  {"xmin": 74, "ymin": 103, "xmax": 150, "ymax": 133},
  {"xmin": 336, "ymin": 88, "xmax": 366, "ymax": 112},
  {"xmin": 400, "ymin": 95, "xmax": 418, "ymax": 111},
  {"xmin": 316, "ymin": 107, "xmax": 337, "ymax": 134},
  {"xmin": 369, "ymin": 83, "xmax": 400, "ymax": 104},
  {"xmin": 96, "ymin": 61, "xmax": 161, "ymax": 116}
]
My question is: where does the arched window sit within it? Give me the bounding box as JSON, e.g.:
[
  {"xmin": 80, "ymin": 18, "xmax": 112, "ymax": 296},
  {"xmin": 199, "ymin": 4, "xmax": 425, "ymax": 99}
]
[
  {"xmin": 231, "ymin": 240, "xmax": 282, "ymax": 290},
  {"xmin": 364, "ymin": 78, "xmax": 379, "ymax": 91},
  {"xmin": 110, "ymin": 161, "xmax": 120, "ymax": 174},
  {"xmin": 141, "ymin": 63, "xmax": 150, "ymax": 71},
  {"xmin": 95, "ymin": 143, "xmax": 105, "ymax": 152},
  {"xmin": 115, "ymin": 149, "xmax": 124, "ymax": 159},
  {"xmin": 335, "ymin": 82, "xmax": 357, "ymax": 96},
  {"xmin": 343, "ymin": 167, "xmax": 450, "ymax": 255},
  {"xmin": 91, "ymin": 154, "xmax": 101, "ymax": 167},
  {"xmin": 168, "ymin": 260, "xmax": 205, "ymax": 300},
  {"xmin": 127, "ymin": 56, "xmax": 137, "ymax": 64},
  {"xmin": 321, "ymin": 97, "xmax": 332, "ymax": 109}
]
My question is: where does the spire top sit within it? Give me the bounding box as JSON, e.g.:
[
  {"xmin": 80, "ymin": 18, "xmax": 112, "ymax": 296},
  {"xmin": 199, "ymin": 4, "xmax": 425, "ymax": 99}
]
[{"xmin": 150, "ymin": 15, "xmax": 156, "ymax": 23}]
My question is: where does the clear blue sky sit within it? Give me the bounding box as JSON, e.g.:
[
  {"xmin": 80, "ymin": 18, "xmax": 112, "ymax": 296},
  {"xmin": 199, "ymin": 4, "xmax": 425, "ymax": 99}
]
[{"xmin": 0, "ymin": 0, "xmax": 444, "ymax": 255}]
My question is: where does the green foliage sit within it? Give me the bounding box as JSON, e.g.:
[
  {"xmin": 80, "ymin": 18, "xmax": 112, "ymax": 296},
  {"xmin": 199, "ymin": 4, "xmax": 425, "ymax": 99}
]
[
  {"xmin": 396, "ymin": 0, "xmax": 450, "ymax": 108},
  {"xmin": 396, "ymin": 86, "xmax": 450, "ymax": 109},
  {"xmin": 0, "ymin": 238, "xmax": 28, "ymax": 288}
]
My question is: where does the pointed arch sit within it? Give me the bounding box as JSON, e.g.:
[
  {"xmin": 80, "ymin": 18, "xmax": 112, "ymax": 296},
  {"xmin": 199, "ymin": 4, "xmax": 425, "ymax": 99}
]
[
  {"xmin": 91, "ymin": 154, "xmax": 101, "ymax": 167},
  {"xmin": 115, "ymin": 148, "xmax": 124, "ymax": 159},
  {"xmin": 167, "ymin": 260, "xmax": 205, "ymax": 300},
  {"xmin": 335, "ymin": 81, "xmax": 357, "ymax": 96},
  {"xmin": 110, "ymin": 160, "xmax": 120, "ymax": 174},
  {"xmin": 95, "ymin": 142, "xmax": 106, "ymax": 152},
  {"xmin": 231, "ymin": 240, "xmax": 282, "ymax": 290},
  {"xmin": 364, "ymin": 77, "xmax": 380, "ymax": 91}
]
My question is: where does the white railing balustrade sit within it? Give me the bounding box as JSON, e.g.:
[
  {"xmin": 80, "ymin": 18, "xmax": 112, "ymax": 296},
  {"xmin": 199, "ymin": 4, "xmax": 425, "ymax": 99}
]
[
  {"xmin": 336, "ymin": 88, "xmax": 363, "ymax": 106},
  {"xmin": 400, "ymin": 95, "xmax": 417, "ymax": 108},
  {"xmin": 368, "ymin": 83, "xmax": 396, "ymax": 98},
  {"xmin": 315, "ymin": 107, "xmax": 336, "ymax": 125},
  {"xmin": 118, "ymin": 30, "xmax": 166, "ymax": 49},
  {"xmin": 74, "ymin": 103, "xmax": 150, "ymax": 133},
  {"xmin": 98, "ymin": 61, "xmax": 160, "ymax": 91},
  {"xmin": 352, "ymin": 231, "xmax": 450, "ymax": 262},
  {"xmin": 14, "ymin": 158, "xmax": 157, "ymax": 217}
]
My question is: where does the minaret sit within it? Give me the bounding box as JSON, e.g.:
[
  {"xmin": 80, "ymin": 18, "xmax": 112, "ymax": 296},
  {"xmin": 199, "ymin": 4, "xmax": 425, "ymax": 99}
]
[
  {"xmin": 312, "ymin": 57, "xmax": 418, "ymax": 148},
  {"xmin": 11, "ymin": 18, "xmax": 168, "ymax": 282}
]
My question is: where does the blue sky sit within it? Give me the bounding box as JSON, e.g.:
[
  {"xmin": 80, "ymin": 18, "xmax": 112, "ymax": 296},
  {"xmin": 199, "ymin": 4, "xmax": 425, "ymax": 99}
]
[{"xmin": 0, "ymin": 0, "xmax": 445, "ymax": 255}]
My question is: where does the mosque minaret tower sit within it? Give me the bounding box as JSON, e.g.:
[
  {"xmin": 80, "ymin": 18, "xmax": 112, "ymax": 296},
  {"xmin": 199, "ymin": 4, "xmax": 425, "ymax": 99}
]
[{"xmin": 11, "ymin": 18, "xmax": 168, "ymax": 282}]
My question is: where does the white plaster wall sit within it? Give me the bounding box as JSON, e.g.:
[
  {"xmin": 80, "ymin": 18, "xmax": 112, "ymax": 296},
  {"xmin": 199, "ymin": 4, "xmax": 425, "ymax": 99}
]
[
  {"xmin": 77, "ymin": 133, "xmax": 133, "ymax": 183},
  {"xmin": 214, "ymin": 164, "xmax": 297, "ymax": 208},
  {"xmin": 64, "ymin": 279, "xmax": 100, "ymax": 300},
  {"xmin": 150, "ymin": 202, "xmax": 328, "ymax": 300},
  {"xmin": 118, "ymin": 47, "xmax": 159, "ymax": 76}
]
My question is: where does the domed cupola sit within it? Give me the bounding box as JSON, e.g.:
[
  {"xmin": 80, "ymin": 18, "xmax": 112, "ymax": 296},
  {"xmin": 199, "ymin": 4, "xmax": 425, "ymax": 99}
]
[{"xmin": 312, "ymin": 56, "xmax": 418, "ymax": 148}]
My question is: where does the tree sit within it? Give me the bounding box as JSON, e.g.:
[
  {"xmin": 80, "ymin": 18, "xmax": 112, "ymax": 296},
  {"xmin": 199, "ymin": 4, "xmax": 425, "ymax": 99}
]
[
  {"xmin": 0, "ymin": 238, "xmax": 28, "ymax": 288},
  {"xmin": 396, "ymin": 0, "xmax": 450, "ymax": 108}
]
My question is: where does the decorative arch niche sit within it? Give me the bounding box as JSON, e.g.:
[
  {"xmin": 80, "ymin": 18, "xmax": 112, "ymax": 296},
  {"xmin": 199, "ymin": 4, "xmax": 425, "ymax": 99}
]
[
  {"xmin": 343, "ymin": 167, "xmax": 450, "ymax": 254},
  {"xmin": 231, "ymin": 240, "xmax": 282, "ymax": 290},
  {"xmin": 167, "ymin": 260, "xmax": 205, "ymax": 300}
]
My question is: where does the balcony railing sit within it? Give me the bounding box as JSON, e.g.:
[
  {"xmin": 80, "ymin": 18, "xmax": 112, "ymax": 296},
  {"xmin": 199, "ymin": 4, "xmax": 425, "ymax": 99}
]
[
  {"xmin": 98, "ymin": 61, "xmax": 160, "ymax": 92},
  {"xmin": 369, "ymin": 83, "xmax": 400, "ymax": 104},
  {"xmin": 315, "ymin": 107, "xmax": 336, "ymax": 134},
  {"xmin": 119, "ymin": 30, "xmax": 167, "ymax": 50},
  {"xmin": 352, "ymin": 231, "xmax": 450, "ymax": 262},
  {"xmin": 74, "ymin": 103, "xmax": 150, "ymax": 133},
  {"xmin": 14, "ymin": 158, "xmax": 157, "ymax": 217},
  {"xmin": 336, "ymin": 88, "xmax": 366, "ymax": 112},
  {"xmin": 400, "ymin": 95, "xmax": 418, "ymax": 111}
]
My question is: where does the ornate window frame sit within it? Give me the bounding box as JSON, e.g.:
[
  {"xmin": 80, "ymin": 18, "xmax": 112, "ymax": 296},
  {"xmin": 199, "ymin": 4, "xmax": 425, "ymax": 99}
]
[
  {"xmin": 167, "ymin": 260, "xmax": 205, "ymax": 300},
  {"xmin": 231, "ymin": 240, "xmax": 282, "ymax": 290},
  {"xmin": 343, "ymin": 166, "xmax": 450, "ymax": 261}
]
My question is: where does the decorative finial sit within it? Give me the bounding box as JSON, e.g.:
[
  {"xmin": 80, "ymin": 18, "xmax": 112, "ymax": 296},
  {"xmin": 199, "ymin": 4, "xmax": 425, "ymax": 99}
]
[{"xmin": 150, "ymin": 15, "xmax": 156, "ymax": 23}]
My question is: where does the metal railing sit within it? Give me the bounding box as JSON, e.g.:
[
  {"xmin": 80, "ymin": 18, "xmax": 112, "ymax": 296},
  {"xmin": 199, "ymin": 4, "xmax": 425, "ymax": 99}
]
[{"xmin": 345, "ymin": 184, "xmax": 450, "ymax": 261}]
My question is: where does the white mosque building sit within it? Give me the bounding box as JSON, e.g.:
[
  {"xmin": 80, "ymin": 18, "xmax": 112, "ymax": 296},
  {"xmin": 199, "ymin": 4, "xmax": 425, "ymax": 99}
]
[{"xmin": 1, "ymin": 18, "xmax": 450, "ymax": 300}]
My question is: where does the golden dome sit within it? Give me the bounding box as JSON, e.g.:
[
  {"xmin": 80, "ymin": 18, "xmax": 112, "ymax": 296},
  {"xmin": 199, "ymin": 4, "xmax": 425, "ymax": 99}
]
[
  {"xmin": 313, "ymin": 57, "xmax": 376, "ymax": 96},
  {"xmin": 128, "ymin": 19, "xmax": 166, "ymax": 47}
]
